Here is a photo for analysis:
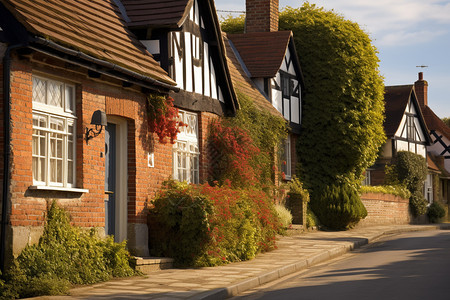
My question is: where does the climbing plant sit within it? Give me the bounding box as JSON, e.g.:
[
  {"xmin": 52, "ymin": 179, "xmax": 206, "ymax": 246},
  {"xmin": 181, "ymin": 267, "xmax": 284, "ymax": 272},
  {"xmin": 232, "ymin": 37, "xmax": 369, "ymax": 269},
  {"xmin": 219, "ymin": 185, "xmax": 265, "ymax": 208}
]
[
  {"xmin": 147, "ymin": 94, "xmax": 185, "ymax": 144},
  {"xmin": 208, "ymin": 91, "xmax": 287, "ymax": 188}
]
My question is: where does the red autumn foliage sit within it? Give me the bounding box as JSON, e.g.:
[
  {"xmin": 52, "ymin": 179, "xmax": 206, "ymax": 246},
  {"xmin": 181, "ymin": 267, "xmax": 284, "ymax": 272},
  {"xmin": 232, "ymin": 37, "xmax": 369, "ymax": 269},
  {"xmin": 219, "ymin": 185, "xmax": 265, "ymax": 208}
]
[{"xmin": 147, "ymin": 96, "xmax": 186, "ymax": 144}]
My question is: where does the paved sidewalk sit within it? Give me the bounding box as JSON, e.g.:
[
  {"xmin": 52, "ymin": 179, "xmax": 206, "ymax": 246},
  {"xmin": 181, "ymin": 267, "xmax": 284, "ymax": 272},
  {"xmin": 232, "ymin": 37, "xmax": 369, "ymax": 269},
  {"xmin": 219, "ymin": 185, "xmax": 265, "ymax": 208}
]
[{"xmin": 37, "ymin": 224, "xmax": 448, "ymax": 300}]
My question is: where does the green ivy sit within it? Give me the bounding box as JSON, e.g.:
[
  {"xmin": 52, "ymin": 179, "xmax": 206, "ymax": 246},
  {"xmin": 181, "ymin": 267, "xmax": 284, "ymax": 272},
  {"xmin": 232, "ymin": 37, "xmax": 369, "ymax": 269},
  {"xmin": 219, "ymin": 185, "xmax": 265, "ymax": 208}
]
[
  {"xmin": 385, "ymin": 151, "xmax": 428, "ymax": 216},
  {"xmin": 210, "ymin": 90, "xmax": 287, "ymax": 188},
  {"xmin": 277, "ymin": 3, "xmax": 385, "ymax": 193}
]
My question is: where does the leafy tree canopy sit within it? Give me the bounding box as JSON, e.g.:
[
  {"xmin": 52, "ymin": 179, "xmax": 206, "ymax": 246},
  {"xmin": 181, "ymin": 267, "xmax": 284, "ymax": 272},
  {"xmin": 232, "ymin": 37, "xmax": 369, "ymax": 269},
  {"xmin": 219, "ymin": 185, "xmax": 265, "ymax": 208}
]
[
  {"xmin": 278, "ymin": 3, "xmax": 385, "ymax": 192},
  {"xmin": 442, "ymin": 117, "xmax": 450, "ymax": 127},
  {"xmin": 220, "ymin": 14, "xmax": 245, "ymax": 34}
]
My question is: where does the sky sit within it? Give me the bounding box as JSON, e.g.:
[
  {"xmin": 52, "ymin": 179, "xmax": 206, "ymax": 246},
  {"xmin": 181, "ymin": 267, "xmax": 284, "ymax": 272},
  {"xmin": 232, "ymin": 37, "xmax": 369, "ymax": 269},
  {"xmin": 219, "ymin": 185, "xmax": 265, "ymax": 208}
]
[{"xmin": 214, "ymin": 0, "xmax": 450, "ymax": 118}]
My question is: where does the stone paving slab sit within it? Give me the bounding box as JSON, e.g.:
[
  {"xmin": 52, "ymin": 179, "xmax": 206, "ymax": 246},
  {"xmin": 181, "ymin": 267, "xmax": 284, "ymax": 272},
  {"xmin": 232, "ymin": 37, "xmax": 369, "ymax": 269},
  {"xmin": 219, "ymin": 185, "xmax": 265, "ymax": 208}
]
[{"xmin": 32, "ymin": 224, "xmax": 449, "ymax": 300}]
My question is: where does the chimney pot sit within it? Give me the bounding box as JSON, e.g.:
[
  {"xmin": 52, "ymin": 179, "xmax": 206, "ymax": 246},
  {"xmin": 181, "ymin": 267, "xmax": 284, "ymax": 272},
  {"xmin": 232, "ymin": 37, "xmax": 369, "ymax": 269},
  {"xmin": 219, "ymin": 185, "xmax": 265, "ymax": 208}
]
[{"xmin": 419, "ymin": 72, "xmax": 423, "ymax": 81}]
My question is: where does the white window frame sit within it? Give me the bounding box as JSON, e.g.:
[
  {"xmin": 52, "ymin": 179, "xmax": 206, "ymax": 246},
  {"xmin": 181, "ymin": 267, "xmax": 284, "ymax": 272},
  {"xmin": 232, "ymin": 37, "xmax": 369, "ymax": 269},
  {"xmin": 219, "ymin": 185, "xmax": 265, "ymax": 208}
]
[
  {"xmin": 281, "ymin": 135, "xmax": 292, "ymax": 180},
  {"xmin": 173, "ymin": 110, "xmax": 200, "ymax": 184},
  {"xmin": 32, "ymin": 75, "xmax": 76, "ymax": 188},
  {"xmin": 425, "ymin": 173, "xmax": 433, "ymax": 204},
  {"xmin": 362, "ymin": 169, "xmax": 372, "ymax": 186}
]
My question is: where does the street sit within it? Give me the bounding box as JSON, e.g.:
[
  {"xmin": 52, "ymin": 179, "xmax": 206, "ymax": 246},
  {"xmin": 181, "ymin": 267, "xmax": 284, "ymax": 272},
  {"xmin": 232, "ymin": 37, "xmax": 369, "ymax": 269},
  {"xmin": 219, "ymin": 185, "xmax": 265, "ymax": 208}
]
[{"xmin": 233, "ymin": 230, "xmax": 450, "ymax": 300}]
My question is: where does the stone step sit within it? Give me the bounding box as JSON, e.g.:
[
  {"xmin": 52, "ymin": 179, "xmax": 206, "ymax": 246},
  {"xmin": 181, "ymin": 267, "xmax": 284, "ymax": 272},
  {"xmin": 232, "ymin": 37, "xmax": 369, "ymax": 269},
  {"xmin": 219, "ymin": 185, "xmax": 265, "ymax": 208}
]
[{"xmin": 133, "ymin": 257, "xmax": 174, "ymax": 274}]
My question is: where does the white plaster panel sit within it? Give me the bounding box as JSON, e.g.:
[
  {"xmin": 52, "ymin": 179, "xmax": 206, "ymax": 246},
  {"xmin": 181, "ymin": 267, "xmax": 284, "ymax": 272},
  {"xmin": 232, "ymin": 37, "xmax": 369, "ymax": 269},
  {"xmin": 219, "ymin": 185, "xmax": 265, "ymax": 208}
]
[
  {"xmin": 203, "ymin": 43, "xmax": 210, "ymax": 97},
  {"xmin": 396, "ymin": 140, "xmax": 409, "ymax": 152},
  {"xmin": 185, "ymin": 32, "xmax": 193, "ymax": 92},
  {"xmin": 415, "ymin": 116, "xmax": 426, "ymax": 142},
  {"xmin": 174, "ymin": 33, "xmax": 183, "ymax": 88},
  {"xmin": 254, "ymin": 78, "xmax": 265, "ymax": 93},
  {"xmin": 194, "ymin": 0, "xmax": 199, "ymax": 25},
  {"xmin": 283, "ymin": 99, "xmax": 290, "ymax": 120},
  {"xmin": 395, "ymin": 114, "xmax": 407, "ymax": 138},
  {"xmin": 417, "ymin": 144, "xmax": 426, "ymax": 158},
  {"xmin": 218, "ymin": 87, "xmax": 224, "ymax": 103},
  {"xmin": 140, "ymin": 40, "xmax": 160, "ymax": 55},
  {"xmin": 210, "ymin": 57, "xmax": 217, "ymax": 99},
  {"xmin": 291, "ymin": 97, "xmax": 300, "ymax": 124},
  {"xmin": 273, "ymin": 89, "xmax": 282, "ymax": 113}
]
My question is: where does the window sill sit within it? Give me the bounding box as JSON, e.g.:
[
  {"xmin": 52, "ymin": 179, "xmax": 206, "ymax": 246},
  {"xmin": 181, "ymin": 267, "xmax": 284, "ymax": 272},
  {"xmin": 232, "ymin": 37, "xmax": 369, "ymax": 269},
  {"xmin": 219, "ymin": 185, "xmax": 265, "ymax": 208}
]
[{"xmin": 28, "ymin": 186, "xmax": 89, "ymax": 193}]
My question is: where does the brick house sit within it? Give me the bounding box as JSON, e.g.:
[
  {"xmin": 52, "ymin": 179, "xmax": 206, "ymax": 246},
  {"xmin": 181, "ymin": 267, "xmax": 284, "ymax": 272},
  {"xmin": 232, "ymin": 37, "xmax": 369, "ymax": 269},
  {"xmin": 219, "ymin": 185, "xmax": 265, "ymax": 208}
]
[
  {"xmin": 0, "ymin": 0, "xmax": 242, "ymax": 268},
  {"xmin": 366, "ymin": 83, "xmax": 433, "ymax": 199},
  {"xmin": 226, "ymin": 0, "xmax": 305, "ymax": 180},
  {"xmin": 0, "ymin": 0, "xmax": 184, "ymax": 268},
  {"xmin": 414, "ymin": 72, "xmax": 450, "ymax": 213},
  {"xmin": 118, "ymin": 0, "xmax": 238, "ymax": 184}
]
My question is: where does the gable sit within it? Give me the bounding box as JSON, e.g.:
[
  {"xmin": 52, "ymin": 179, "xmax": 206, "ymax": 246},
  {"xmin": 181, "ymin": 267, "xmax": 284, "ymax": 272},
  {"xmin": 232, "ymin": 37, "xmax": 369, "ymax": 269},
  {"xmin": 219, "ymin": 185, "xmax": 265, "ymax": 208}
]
[
  {"xmin": 127, "ymin": 0, "xmax": 237, "ymax": 115},
  {"xmin": 391, "ymin": 93, "xmax": 430, "ymax": 158}
]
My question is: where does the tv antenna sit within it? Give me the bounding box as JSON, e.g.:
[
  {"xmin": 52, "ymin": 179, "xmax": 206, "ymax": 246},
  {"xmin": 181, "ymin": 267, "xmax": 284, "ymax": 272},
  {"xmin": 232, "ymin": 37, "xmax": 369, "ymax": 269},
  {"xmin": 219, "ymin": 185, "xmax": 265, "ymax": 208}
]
[{"xmin": 416, "ymin": 65, "xmax": 429, "ymax": 68}]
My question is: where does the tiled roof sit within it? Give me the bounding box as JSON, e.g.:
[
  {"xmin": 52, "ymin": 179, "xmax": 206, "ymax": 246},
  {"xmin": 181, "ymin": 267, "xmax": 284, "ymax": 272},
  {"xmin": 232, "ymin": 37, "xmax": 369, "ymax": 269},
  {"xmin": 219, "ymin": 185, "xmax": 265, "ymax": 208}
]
[
  {"xmin": 1, "ymin": 0, "xmax": 175, "ymax": 86},
  {"xmin": 384, "ymin": 85, "xmax": 413, "ymax": 137},
  {"xmin": 227, "ymin": 31, "xmax": 292, "ymax": 78},
  {"xmin": 224, "ymin": 33, "xmax": 282, "ymax": 118},
  {"xmin": 121, "ymin": 0, "xmax": 191, "ymax": 28},
  {"xmin": 422, "ymin": 105, "xmax": 450, "ymax": 141},
  {"xmin": 427, "ymin": 155, "xmax": 441, "ymax": 173}
]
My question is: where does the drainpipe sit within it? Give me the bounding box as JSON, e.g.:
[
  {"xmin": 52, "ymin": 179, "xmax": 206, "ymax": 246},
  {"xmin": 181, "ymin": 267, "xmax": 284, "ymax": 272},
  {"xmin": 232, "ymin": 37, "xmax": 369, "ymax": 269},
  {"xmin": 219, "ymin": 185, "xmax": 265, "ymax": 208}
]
[{"xmin": 1, "ymin": 43, "xmax": 25, "ymax": 274}]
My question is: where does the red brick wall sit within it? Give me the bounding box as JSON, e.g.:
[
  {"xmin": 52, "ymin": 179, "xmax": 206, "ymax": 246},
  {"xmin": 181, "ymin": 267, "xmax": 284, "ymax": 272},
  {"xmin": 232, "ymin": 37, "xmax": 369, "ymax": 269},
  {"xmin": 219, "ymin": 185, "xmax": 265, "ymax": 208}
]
[
  {"xmin": 198, "ymin": 111, "xmax": 219, "ymax": 183},
  {"xmin": 5, "ymin": 53, "xmax": 179, "ymax": 255},
  {"xmin": 359, "ymin": 192, "xmax": 411, "ymax": 226}
]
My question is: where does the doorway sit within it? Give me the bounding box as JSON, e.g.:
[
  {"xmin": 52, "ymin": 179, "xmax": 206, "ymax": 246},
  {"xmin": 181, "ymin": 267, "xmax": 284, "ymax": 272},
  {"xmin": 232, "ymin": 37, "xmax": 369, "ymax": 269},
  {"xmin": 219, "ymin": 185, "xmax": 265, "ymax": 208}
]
[{"xmin": 104, "ymin": 116, "xmax": 128, "ymax": 243}]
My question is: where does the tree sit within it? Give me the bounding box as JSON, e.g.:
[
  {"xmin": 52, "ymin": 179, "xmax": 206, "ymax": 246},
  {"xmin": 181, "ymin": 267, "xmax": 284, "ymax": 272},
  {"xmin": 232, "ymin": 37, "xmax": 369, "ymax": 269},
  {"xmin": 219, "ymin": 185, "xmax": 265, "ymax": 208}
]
[
  {"xmin": 220, "ymin": 3, "xmax": 385, "ymax": 228},
  {"xmin": 220, "ymin": 14, "xmax": 245, "ymax": 34},
  {"xmin": 442, "ymin": 117, "xmax": 450, "ymax": 127},
  {"xmin": 278, "ymin": 3, "xmax": 385, "ymax": 190}
]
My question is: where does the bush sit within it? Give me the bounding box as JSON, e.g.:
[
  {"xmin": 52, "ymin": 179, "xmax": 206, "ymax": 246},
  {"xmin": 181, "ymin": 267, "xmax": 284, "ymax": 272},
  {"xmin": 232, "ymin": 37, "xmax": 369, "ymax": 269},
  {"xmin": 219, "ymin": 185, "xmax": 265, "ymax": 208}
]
[
  {"xmin": 409, "ymin": 190, "xmax": 428, "ymax": 217},
  {"xmin": 148, "ymin": 181, "xmax": 282, "ymax": 267},
  {"xmin": 274, "ymin": 204, "xmax": 293, "ymax": 230},
  {"xmin": 0, "ymin": 202, "xmax": 136, "ymax": 299},
  {"xmin": 311, "ymin": 183, "xmax": 367, "ymax": 230},
  {"xmin": 306, "ymin": 207, "xmax": 320, "ymax": 229},
  {"xmin": 385, "ymin": 151, "xmax": 428, "ymax": 216},
  {"xmin": 427, "ymin": 202, "xmax": 446, "ymax": 223}
]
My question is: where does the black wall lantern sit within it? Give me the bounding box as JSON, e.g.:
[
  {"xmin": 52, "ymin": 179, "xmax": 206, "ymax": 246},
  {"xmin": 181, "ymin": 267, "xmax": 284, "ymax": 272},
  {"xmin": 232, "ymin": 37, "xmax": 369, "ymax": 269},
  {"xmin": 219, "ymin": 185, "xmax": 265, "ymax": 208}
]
[{"xmin": 85, "ymin": 110, "xmax": 107, "ymax": 143}]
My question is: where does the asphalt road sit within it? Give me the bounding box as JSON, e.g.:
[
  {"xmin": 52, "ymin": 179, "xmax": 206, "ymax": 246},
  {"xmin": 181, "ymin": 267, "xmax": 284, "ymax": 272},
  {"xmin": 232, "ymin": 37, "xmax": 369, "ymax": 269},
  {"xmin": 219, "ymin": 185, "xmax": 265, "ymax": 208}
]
[{"xmin": 232, "ymin": 230, "xmax": 450, "ymax": 300}]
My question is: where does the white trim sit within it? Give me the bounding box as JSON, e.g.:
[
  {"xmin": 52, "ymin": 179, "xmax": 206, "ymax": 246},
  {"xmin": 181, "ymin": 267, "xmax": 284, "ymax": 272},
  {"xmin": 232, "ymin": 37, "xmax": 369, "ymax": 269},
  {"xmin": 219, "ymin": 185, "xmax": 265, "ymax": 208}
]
[
  {"xmin": 106, "ymin": 116, "xmax": 128, "ymax": 243},
  {"xmin": 28, "ymin": 185, "xmax": 88, "ymax": 193}
]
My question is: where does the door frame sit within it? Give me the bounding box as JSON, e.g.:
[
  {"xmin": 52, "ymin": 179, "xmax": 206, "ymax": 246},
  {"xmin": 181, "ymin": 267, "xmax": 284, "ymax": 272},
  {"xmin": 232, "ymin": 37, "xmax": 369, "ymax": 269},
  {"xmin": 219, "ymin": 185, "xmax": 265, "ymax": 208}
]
[{"xmin": 105, "ymin": 115, "xmax": 128, "ymax": 243}]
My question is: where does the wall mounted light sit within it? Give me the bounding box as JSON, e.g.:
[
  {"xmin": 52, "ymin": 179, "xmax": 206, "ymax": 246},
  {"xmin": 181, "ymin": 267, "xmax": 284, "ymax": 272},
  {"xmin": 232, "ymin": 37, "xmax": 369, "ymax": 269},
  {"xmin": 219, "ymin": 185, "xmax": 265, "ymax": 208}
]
[{"xmin": 85, "ymin": 110, "xmax": 107, "ymax": 143}]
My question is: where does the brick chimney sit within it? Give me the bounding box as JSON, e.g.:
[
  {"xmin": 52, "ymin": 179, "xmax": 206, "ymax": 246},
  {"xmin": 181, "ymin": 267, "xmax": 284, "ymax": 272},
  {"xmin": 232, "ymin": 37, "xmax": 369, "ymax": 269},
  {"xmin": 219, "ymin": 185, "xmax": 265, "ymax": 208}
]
[
  {"xmin": 245, "ymin": 0, "xmax": 279, "ymax": 33},
  {"xmin": 414, "ymin": 72, "xmax": 428, "ymax": 109}
]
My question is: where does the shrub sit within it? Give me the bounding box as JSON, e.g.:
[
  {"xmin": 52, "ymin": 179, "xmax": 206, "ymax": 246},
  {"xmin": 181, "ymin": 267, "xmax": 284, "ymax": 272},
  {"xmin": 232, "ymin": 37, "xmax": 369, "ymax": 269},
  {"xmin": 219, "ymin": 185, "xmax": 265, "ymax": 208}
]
[
  {"xmin": 409, "ymin": 190, "xmax": 428, "ymax": 217},
  {"xmin": 427, "ymin": 202, "xmax": 446, "ymax": 223},
  {"xmin": 274, "ymin": 204, "xmax": 293, "ymax": 230},
  {"xmin": 0, "ymin": 202, "xmax": 136, "ymax": 299},
  {"xmin": 306, "ymin": 207, "xmax": 320, "ymax": 229},
  {"xmin": 147, "ymin": 95, "xmax": 185, "ymax": 144},
  {"xmin": 311, "ymin": 183, "xmax": 367, "ymax": 230},
  {"xmin": 148, "ymin": 181, "xmax": 282, "ymax": 267},
  {"xmin": 360, "ymin": 185, "xmax": 411, "ymax": 200},
  {"xmin": 385, "ymin": 151, "xmax": 428, "ymax": 216}
]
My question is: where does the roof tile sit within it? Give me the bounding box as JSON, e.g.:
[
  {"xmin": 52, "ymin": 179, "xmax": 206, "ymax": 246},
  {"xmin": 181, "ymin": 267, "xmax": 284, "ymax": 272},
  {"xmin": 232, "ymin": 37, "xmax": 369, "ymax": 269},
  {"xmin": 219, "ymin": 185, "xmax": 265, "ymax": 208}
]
[
  {"xmin": 2, "ymin": 0, "xmax": 175, "ymax": 85},
  {"xmin": 227, "ymin": 31, "xmax": 292, "ymax": 78}
]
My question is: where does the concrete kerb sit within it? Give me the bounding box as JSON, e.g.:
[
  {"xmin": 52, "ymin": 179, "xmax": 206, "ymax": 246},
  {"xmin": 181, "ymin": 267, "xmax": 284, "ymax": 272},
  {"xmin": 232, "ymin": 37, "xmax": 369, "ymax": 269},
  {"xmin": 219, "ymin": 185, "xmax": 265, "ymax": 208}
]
[{"xmin": 192, "ymin": 225, "xmax": 443, "ymax": 300}]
